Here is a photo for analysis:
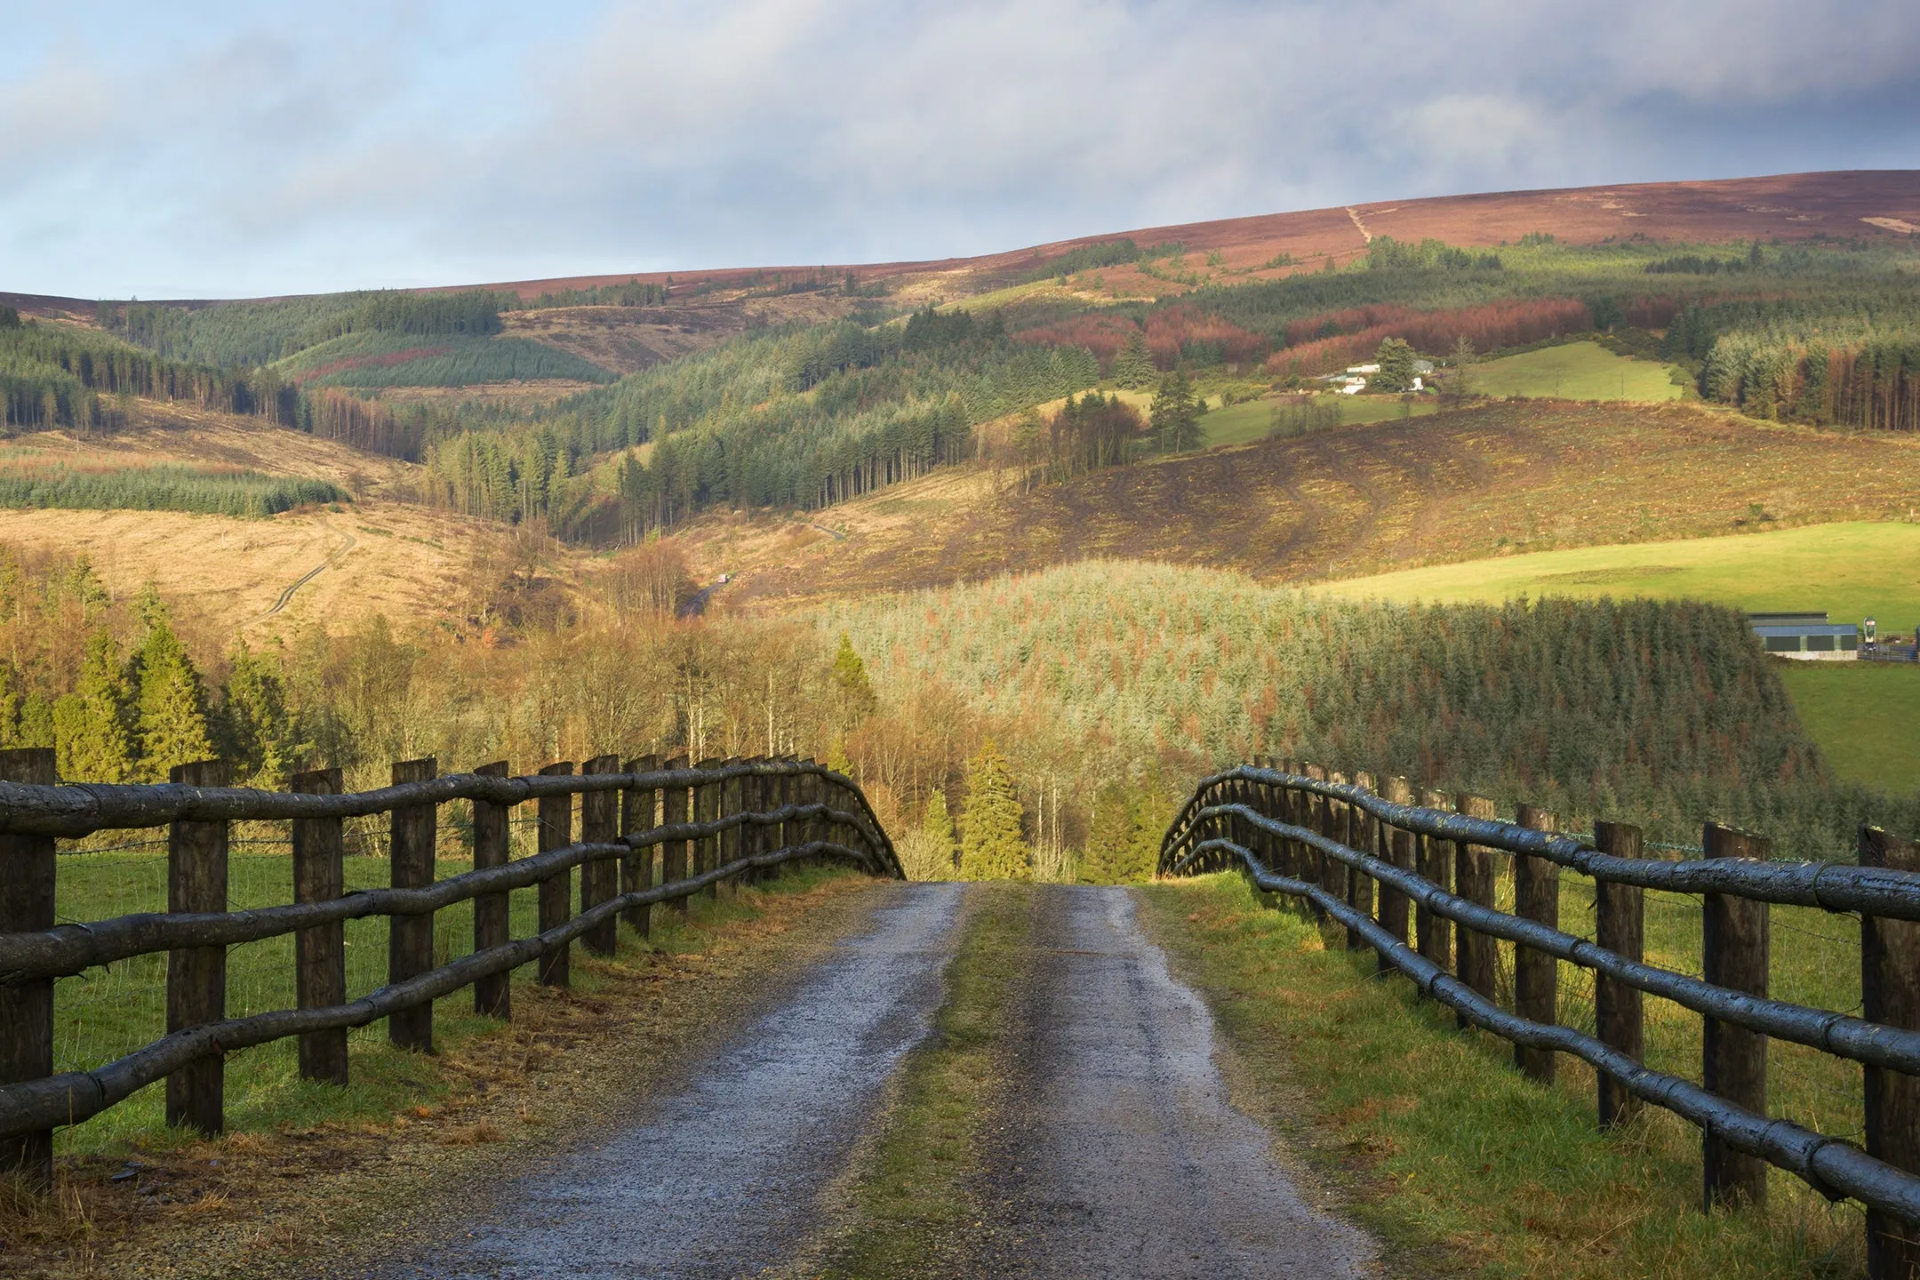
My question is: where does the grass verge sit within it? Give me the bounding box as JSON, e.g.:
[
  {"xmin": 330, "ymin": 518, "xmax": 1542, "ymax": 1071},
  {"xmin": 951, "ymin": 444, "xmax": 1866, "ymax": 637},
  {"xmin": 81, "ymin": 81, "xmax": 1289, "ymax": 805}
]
[
  {"xmin": 813, "ymin": 883, "xmax": 1030, "ymax": 1278},
  {"xmin": 1136, "ymin": 872, "xmax": 1864, "ymax": 1279},
  {"xmin": 2, "ymin": 864, "xmax": 876, "ymax": 1280}
]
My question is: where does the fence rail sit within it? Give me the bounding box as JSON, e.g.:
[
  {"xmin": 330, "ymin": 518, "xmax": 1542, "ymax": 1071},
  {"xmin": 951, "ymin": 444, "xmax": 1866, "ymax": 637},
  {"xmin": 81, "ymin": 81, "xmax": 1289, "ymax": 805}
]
[
  {"xmin": 0, "ymin": 748, "xmax": 900, "ymax": 1190},
  {"xmin": 1158, "ymin": 761, "xmax": 1920, "ymax": 1279}
]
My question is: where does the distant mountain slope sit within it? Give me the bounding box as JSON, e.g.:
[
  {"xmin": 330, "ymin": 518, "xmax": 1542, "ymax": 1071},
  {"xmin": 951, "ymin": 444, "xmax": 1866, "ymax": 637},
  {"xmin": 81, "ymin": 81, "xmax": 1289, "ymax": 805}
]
[{"xmin": 7, "ymin": 171, "xmax": 1914, "ymax": 315}]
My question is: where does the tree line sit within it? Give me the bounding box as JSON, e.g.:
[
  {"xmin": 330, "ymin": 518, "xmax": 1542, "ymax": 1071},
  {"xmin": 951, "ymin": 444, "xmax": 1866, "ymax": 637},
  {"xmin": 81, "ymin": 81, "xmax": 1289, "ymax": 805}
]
[{"xmin": 0, "ymin": 459, "xmax": 345, "ymax": 518}]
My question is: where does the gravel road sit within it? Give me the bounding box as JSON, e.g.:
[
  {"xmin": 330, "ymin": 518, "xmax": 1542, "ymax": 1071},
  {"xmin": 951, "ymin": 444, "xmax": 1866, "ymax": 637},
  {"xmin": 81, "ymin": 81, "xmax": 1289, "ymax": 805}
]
[
  {"xmin": 370, "ymin": 883, "xmax": 1374, "ymax": 1279},
  {"xmin": 970, "ymin": 885, "xmax": 1377, "ymax": 1279},
  {"xmin": 379, "ymin": 882, "xmax": 965, "ymax": 1279}
]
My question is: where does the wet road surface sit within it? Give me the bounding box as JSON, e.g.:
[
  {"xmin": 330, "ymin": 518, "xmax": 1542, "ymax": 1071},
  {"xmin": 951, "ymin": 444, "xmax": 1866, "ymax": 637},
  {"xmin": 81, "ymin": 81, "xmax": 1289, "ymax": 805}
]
[
  {"xmin": 972, "ymin": 886, "xmax": 1377, "ymax": 1279},
  {"xmin": 374, "ymin": 883, "xmax": 1373, "ymax": 1278},
  {"xmin": 383, "ymin": 882, "xmax": 965, "ymax": 1279}
]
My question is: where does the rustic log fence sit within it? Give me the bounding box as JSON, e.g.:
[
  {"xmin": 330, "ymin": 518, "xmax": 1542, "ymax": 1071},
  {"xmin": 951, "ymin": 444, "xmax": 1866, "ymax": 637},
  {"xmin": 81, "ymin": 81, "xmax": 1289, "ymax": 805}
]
[
  {"xmin": 0, "ymin": 748, "xmax": 900, "ymax": 1190},
  {"xmin": 1159, "ymin": 760, "xmax": 1920, "ymax": 1278}
]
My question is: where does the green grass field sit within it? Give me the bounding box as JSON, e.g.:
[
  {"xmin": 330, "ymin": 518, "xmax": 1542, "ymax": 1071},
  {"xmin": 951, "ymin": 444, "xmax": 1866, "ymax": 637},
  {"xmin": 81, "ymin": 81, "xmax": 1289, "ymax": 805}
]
[
  {"xmin": 1777, "ymin": 662, "xmax": 1920, "ymax": 795},
  {"xmin": 1471, "ymin": 340, "xmax": 1685, "ymax": 402},
  {"xmin": 1318, "ymin": 521, "xmax": 1920, "ymax": 627},
  {"xmin": 1196, "ymin": 394, "xmax": 1441, "ymax": 449},
  {"xmin": 1318, "ymin": 521, "xmax": 1920, "ymax": 792}
]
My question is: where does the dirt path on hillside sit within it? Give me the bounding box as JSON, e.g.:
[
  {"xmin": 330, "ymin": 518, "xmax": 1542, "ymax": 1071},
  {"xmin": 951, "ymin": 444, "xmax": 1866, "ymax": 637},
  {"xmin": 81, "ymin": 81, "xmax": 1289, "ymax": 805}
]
[
  {"xmin": 368, "ymin": 883, "xmax": 966, "ymax": 1280},
  {"xmin": 969, "ymin": 885, "xmax": 1377, "ymax": 1278}
]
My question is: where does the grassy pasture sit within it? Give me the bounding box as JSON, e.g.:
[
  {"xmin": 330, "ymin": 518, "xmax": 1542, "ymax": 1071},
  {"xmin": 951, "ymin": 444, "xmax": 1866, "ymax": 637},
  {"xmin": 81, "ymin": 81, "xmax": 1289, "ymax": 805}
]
[
  {"xmin": 1471, "ymin": 339, "xmax": 1687, "ymax": 402},
  {"xmin": 1142, "ymin": 872, "xmax": 1866, "ymax": 1277},
  {"xmin": 1194, "ymin": 393, "xmax": 1441, "ymax": 449},
  {"xmin": 1314, "ymin": 522, "xmax": 1920, "ymax": 627},
  {"xmin": 1777, "ymin": 662, "xmax": 1920, "ymax": 795}
]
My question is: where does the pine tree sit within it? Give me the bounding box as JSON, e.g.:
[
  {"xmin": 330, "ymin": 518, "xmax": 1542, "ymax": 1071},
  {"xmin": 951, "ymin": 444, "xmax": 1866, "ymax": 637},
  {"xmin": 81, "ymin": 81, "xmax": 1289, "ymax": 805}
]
[
  {"xmin": 1149, "ymin": 370, "xmax": 1204, "ymax": 453},
  {"xmin": 57, "ymin": 629, "xmax": 136, "ymax": 782},
  {"xmin": 0, "ymin": 658, "xmax": 21, "ymax": 748},
  {"xmin": 1080, "ymin": 783, "xmax": 1136, "ymax": 884},
  {"xmin": 133, "ymin": 606, "xmax": 214, "ymax": 780},
  {"xmin": 921, "ymin": 787, "xmax": 958, "ymax": 877},
  {"xmin": 216, "ymin": 639, "xmax": 297, "ymax": 784},
  {"xmin": 830, "ymin": 632, "xmax": 876, "ymax": 729},
  {"xmin": 1373, "ymin": 337, "xmax": 1417, "ymax": 392},
  {"xmin": 958, "ymin": 739, "xmax": 1029, "ymax": 881},
  {"xmin": 1112, "ymin": 328, "xmax": 1156, "ymax": 389}
]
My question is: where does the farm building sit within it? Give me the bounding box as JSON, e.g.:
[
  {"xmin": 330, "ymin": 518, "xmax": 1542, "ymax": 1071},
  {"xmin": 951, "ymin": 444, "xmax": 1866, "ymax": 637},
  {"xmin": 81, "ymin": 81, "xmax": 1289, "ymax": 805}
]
[{"xmin": 1748, "ymin": 611, "xmax": 1859, "ymax": 660}]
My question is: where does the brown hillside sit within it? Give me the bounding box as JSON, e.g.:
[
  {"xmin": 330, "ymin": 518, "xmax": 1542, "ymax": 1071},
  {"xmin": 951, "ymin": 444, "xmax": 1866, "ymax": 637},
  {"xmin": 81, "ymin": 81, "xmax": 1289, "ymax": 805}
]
[
  {"xmin": 680, "ymin": 401, "xmax": 1920, "ymax": 609},
  {"xmin": 0, "ymin": 404, "xmax": 584, "ymax": 635}
]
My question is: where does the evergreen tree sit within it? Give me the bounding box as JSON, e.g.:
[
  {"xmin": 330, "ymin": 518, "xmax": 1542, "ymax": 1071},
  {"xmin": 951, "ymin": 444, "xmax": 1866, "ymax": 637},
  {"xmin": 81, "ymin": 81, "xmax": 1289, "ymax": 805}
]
[
  {"xmin": 1149, "ymin": 370, "xmax": 1204, "ymax": 453},
  {"xmin": 1080, "ymin": 783, "xmax": 1137, "ymax": 884},
  {"xmin": 830, "ymin": 632, "xmax": 876, "ymax": 729},
  {"xmin": 216, "ymin": 639, "xmax": 297, "ymax": 784},
  {"xmin": 133, "ymin": 603, "xmax": 214, "ymax": 780},
  {"xmin": 1373, "ymin": 337, "xmax": 1417, "ymax": 392},
  {"xmin": 959, "ymin": 739, "xmax": 1029, "ymax": 881},
  {"xmin": 18, "ymin": 693, "xmax": 53, "ymax": 750},
  {"xmin": 921, "ymin": 787, "xmax": 958, "ymax": 877},
  {"xmin": 57, "ymin": 629, "xmax": 135, "ymax": 782},
  {"xmin": 1112, "ymin": 328, "xmax": 1156, "ymax": 389},
  {"xmin": 0, "ymin": 658, "xmax": 21, "ymax": 748}
]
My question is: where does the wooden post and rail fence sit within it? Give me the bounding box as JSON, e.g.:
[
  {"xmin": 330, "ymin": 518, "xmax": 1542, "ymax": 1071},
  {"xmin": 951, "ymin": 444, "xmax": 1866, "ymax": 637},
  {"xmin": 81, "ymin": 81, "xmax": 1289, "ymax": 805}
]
[
  {"xmin": 0, "ymin": 748, "xmax": 900, "ymax": 1190},
  {"xmin": 1159, "ymin": 759, "xmax": 1920, "ymax": 1278}
]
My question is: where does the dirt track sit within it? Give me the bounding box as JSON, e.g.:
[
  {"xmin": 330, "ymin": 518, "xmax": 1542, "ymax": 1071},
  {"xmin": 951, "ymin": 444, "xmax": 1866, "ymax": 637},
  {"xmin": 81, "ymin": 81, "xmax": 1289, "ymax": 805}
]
[{"xmin": 363, "ymin": 884, "xmax": 1374, "ymax": 1279}]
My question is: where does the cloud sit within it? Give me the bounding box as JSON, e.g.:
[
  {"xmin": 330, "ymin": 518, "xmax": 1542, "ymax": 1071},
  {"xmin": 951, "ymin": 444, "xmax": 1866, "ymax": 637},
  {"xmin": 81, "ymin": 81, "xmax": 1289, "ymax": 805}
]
[{"xmin": 0, "ymin": 0, "xmax": 1915, "ymax": 297}]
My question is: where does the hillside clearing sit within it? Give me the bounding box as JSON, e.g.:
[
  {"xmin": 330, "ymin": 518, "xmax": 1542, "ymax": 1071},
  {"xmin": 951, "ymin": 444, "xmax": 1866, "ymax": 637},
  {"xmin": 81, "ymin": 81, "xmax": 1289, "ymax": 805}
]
[
  {"xmin": 686, "ymin": 401, "xmax": 1920, "ymax": 609},
  {"xmin": 1470, "ymin": 339, "xmax": 1687, "ymax": 401},
  {"xmin": 0, "ymin": 501, "xmax": 544, "ymax": 638}
]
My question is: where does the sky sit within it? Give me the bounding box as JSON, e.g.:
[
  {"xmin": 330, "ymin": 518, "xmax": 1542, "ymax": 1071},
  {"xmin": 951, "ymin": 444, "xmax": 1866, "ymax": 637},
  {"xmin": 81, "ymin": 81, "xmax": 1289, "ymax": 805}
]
[{"xmin": 3, "ymin": 0, "xmax": 1918, "ymax": 299}]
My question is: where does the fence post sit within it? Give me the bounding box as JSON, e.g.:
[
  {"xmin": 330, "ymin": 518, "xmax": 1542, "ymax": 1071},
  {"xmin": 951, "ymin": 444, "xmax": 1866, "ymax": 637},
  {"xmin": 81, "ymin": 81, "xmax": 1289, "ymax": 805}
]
[
  {"xmin": 1255, "ymin": 758, "xmax": 1279, "ymax": 875},
  {"xmin": 1347, "ymin": 772, "xmax": 1377, "ymax": 949},
  {"xmin": 695, "ymin": 758, "xmax": 723, "ymax": 897},
  {"xmin": 1594, "ymin": 820, "xmax": 1645, "ymax": 1130},
  {"xmin": 1417, "ymin": 789, "xmax": 1454, "ymax": 975},
  {"xmin": 1513, "ymin": 804, "xmax": 1559, "ymax": 1084},
  {"xmin": 719, "ymin": 758, "xmax": 744, "ymax": 893},
  {"xmin": 662, "ymin": 755, "xmax": 689, "ymax": 915},
  {"xmin": 622, "ymin": 755, "xmax": 659, "ymax": 938},
  {"xmin": 471, "ymin": 761, "xmax": 511, "ymax": 1020},
  {"xmin": 167, "ymin": 757, "xmax": 230, "ymax": 1135},
  {"xmin": 1378, "ymin": 776, "xmax": 1414, "ymax": 975},
  {"xmin": 536, "ymin": 761, "xmax": 574, "ymax": 987},
  {"xmin": 388, "ymin": 756, "xmax": 438, "ymax": 1053},
  {"xmin": 1325, "ymin": 772, "xmax": 1352, "ymax": 923},
  {"xmin": 1702, "ymin": 823, "xmax": 1770, "ymax": 1211},
  {"xmin": 0, "ymin": 747, "xmax": 56, "ymax": 1188},
  {"xmin": 1302, "ymin": 764, "xmax": 1328, "ymax": 919},
  {"xmin": 1454, "ymin": 794, "xmax": 1498, "ymax": 1032},
  {"xmin": 1863, "ymin": 824, "xmax": 1920, "ymax": 1280},
  {"xmin": 291, "ymin": 767, "xmax": 349, "ymax": 1084},
  {"xmin": 580, "ymin": 754, "xmax": 621, "ymax": 956},
  {"xmin": 1274, "ymin": 758, "xmax": 1298, "ymax": 882}
]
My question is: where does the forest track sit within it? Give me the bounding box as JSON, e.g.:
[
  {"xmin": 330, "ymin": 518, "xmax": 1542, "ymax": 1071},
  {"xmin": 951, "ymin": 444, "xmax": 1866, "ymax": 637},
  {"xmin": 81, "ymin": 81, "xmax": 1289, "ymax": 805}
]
[
  {"xmin": 358, "ymin": 883, "xmax": 1371, "ymax": 1279},
  {"xmin": 250, "ymin": 527, "xmax": 356, "ymax": 624},
  {"xmin": 374, "ymin": 883, "xmax": 966, "ymax": 1279},
  {"xmin": 968, "ymin": 886, "xmax": 1377, "ymax": 1279}
]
